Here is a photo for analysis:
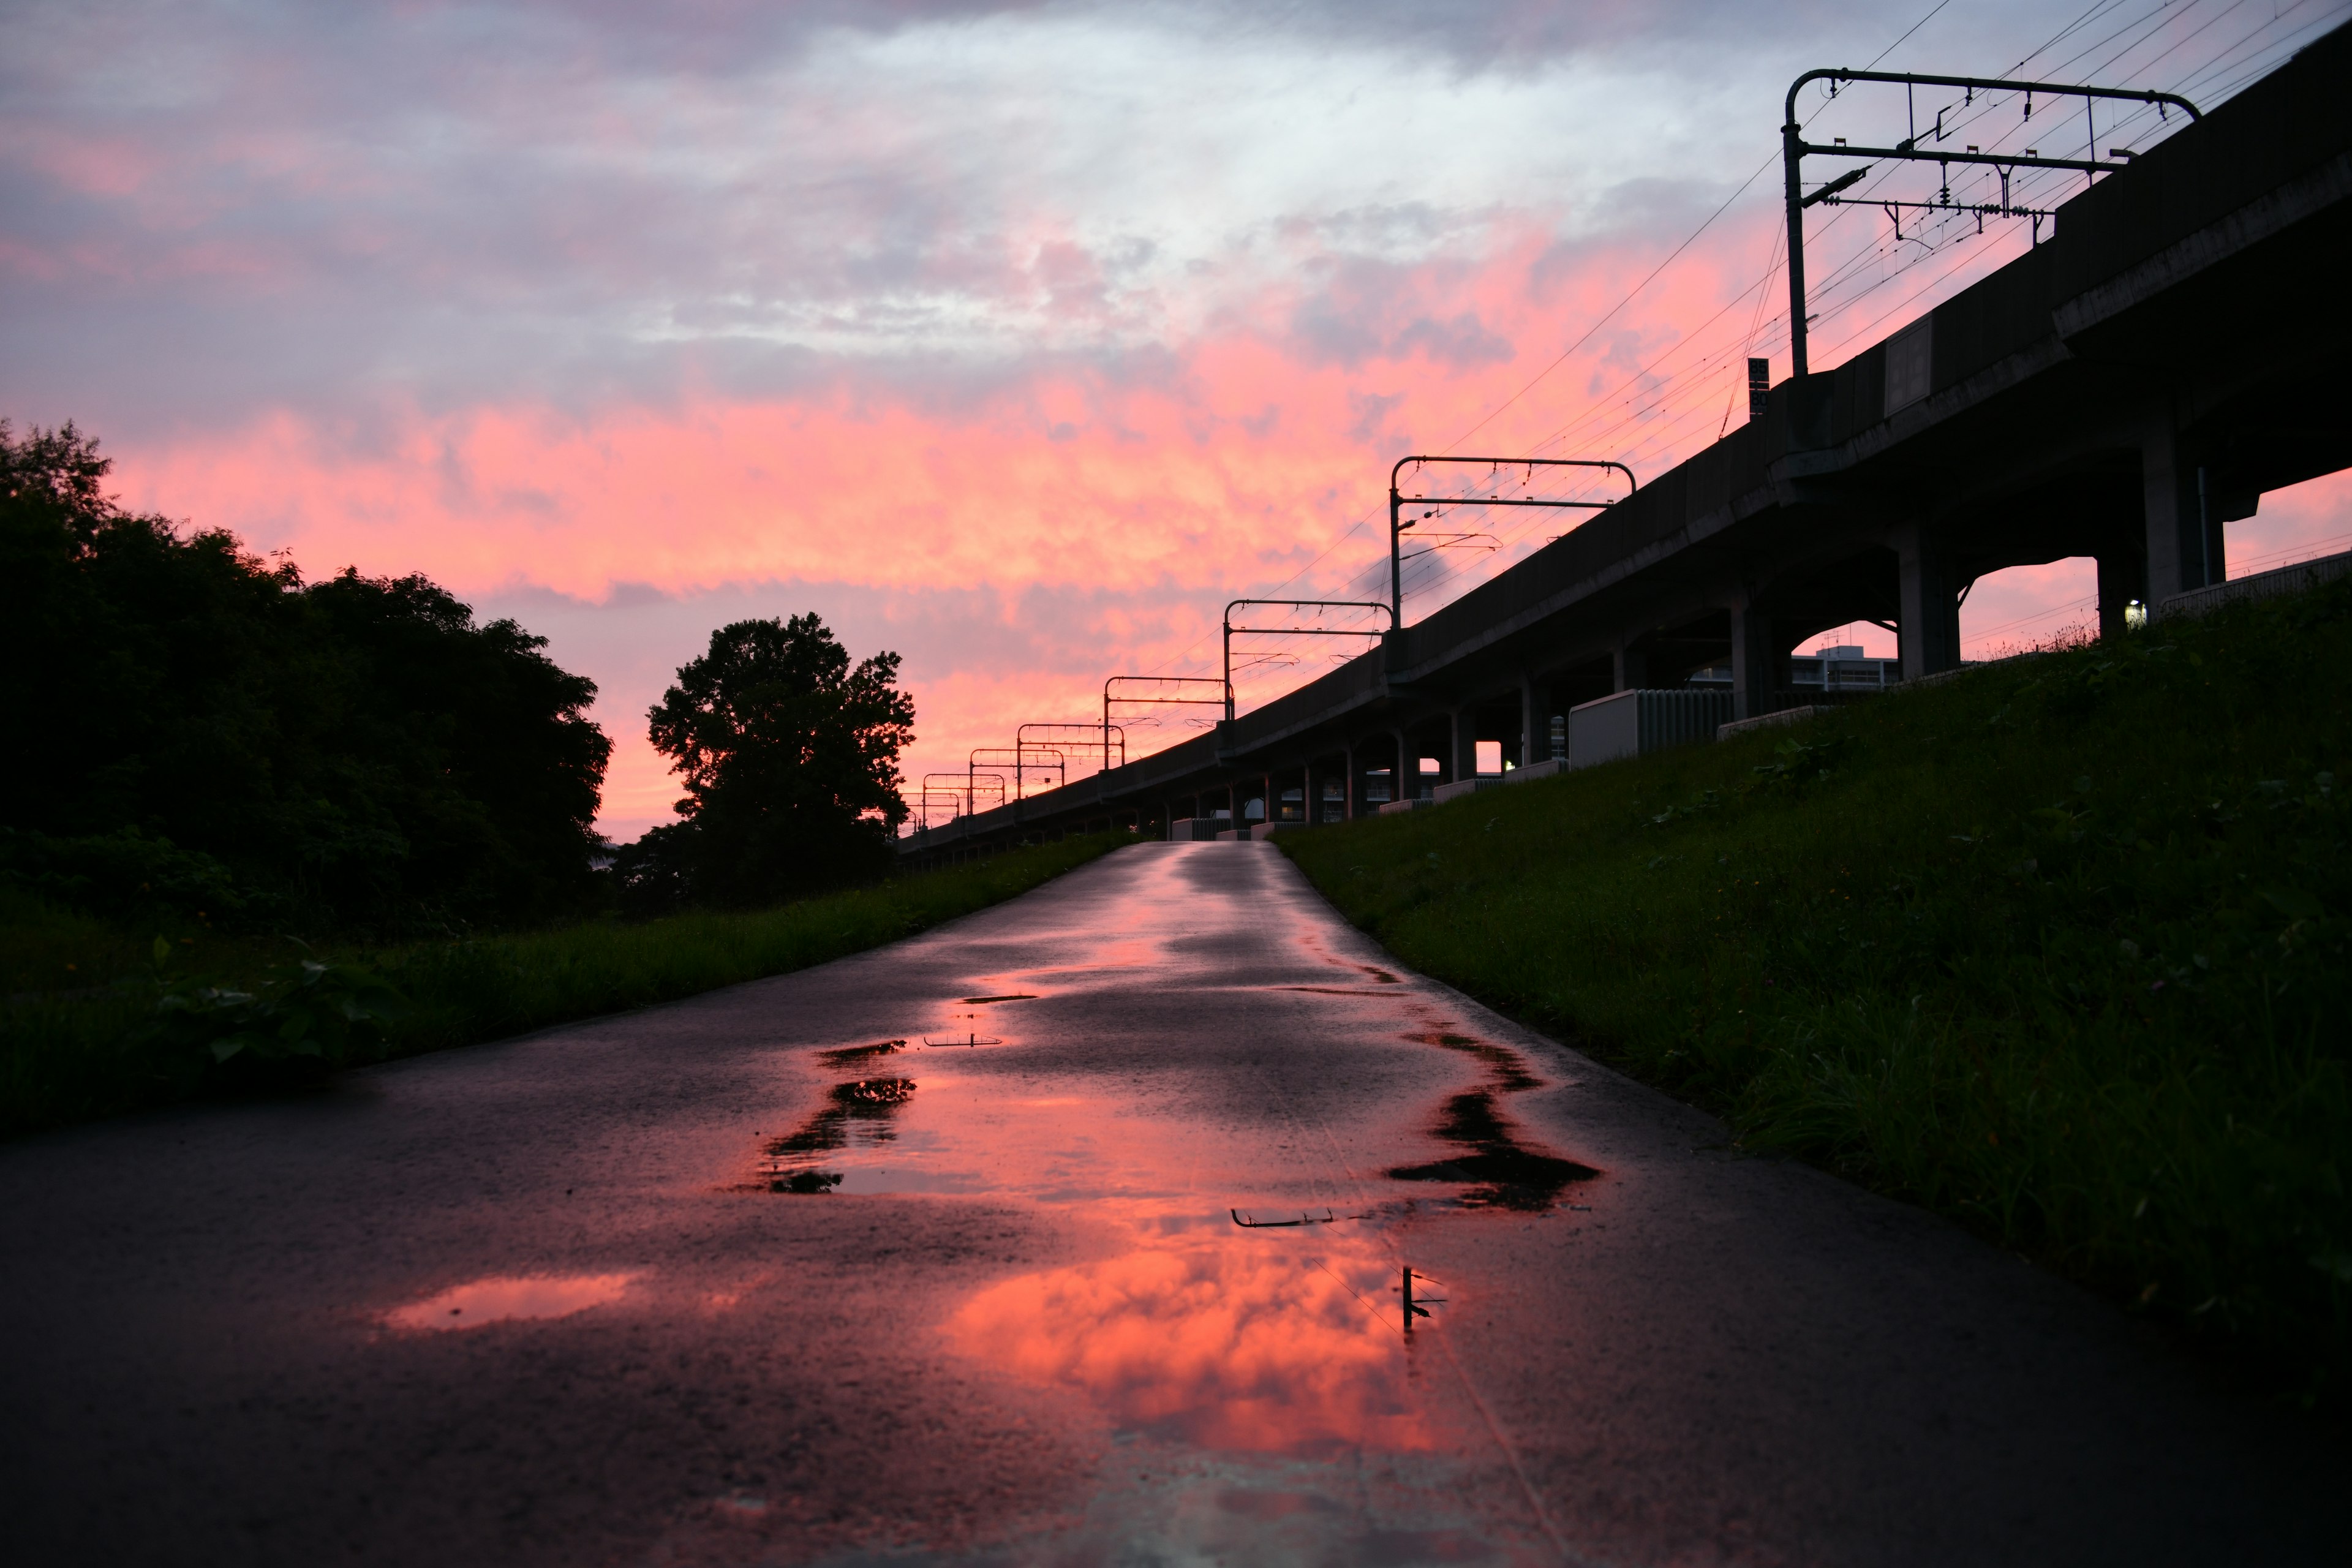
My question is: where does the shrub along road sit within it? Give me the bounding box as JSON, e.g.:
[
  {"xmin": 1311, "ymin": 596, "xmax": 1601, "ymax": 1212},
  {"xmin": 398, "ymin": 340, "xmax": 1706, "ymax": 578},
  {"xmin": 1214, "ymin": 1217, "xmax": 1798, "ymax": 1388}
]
[{"xmin": 1, "ymin": 843, "xmax": 2342, "ymax": 1565}]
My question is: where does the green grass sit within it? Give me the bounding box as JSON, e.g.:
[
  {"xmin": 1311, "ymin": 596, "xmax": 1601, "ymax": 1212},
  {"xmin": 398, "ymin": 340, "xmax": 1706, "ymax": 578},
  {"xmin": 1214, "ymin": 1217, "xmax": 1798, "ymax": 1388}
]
[
  {"xmin": 2, "ymin": 832, "xmax": 1125, "ymax": 1138},
  {"xmin": 1285, "ymin": 584, "xmax": 2352, "ymax": 1398}
]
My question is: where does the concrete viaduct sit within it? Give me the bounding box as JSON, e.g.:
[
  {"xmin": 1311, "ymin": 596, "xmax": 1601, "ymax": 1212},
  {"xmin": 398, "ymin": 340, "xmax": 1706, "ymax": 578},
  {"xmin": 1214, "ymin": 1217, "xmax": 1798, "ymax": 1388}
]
[{"xmin": 900, "ymin": 25, "xmax": 2352, "ymax": 865}]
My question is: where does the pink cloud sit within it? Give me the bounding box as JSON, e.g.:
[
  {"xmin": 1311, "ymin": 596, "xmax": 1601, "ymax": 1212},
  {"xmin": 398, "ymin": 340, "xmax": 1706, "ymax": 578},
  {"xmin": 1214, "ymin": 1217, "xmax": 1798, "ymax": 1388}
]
[
  {"xmin": 58, "ymin": 216, "xmax": 1859, "ymax": 831},
  {"xmin": 83, "ymin": 187, "xmax": 2352, "ymax": 842}
]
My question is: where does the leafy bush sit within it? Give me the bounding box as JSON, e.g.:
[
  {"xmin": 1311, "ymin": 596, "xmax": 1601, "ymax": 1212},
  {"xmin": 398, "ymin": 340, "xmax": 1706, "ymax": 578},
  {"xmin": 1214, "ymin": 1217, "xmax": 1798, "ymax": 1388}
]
[
  {"xmin": 148, "ymin": 940, "xmax": 401, "ymax": 1083},
  {"xmin": 610, "ymin": 820, "xmax": 696, "ymax": 919},
  {"xmin": 0, "ymin": 826, "xmax": 258, "ymax": 925}
]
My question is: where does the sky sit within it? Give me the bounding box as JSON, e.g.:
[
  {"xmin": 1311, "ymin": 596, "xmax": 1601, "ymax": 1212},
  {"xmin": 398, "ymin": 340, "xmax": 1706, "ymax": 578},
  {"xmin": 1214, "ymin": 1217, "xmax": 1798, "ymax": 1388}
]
[{"xmin": 8, "ymin": 0, "xmax": 2350, "ymax": 840}]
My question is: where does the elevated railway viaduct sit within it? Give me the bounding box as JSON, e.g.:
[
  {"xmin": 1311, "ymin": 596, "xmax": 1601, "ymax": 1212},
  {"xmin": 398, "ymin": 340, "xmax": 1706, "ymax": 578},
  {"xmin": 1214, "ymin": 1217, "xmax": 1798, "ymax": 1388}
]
[{"xmin": 902, "ymin": 25, "xmax": 2352, "ymax": 865}]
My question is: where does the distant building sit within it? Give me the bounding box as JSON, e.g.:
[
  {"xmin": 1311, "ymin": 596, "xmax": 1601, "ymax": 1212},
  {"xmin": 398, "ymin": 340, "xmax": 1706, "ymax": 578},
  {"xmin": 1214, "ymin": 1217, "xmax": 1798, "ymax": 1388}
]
[{"xmin": 1686, "ymin": 645, "xmax": 1902, "ymax": 695}]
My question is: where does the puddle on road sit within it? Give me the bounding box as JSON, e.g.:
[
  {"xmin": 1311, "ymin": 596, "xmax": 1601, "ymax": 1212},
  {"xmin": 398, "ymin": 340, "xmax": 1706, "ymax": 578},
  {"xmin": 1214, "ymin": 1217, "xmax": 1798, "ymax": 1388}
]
[
  {"xmin": 743, "ymin": 900, "xmax": 1594, "ymax": 1561},
  {"xmin": 756, "ymin": 1038, "xmax": 1474, "ymax": 1485},
  {"xmin": 944, "ymin": 1212, "xmax": 1429, "ymax": 1457},
  {"xmin": 758, "ymin": 1075, "xmax": 922, "ymax": 1192},
  {"xmin": 382, "ymin": 1272, "xmax": 638, "ymax": 1332}
]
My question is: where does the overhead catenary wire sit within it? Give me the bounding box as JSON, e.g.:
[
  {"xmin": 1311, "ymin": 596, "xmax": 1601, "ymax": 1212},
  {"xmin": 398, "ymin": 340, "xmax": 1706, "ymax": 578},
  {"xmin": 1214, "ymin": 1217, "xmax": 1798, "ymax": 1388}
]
[
  {"xmin": 1363, "ymin": 0, "xmax": 2335, "ymax": 618},
  {"xmin": 1126, "ymin": 0, "xmax": 1972, "ymax": 690}
]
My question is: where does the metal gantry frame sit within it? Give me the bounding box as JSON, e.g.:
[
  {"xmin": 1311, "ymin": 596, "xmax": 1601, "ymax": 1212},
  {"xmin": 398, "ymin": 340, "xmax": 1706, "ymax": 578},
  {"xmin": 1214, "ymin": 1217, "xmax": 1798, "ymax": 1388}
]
[
  {"xmin": 1782, "ymin": 68, "xmax": 2198, "ymax": 378},
  {"xmin": 969, "ymin": 745, "xmax": 1065, "ymax": 801},
  {"xmin": 1016, "ymin": 722, "xmax": 1125, "ymax": 772},
  {"xmin": 913, "ymin": 788, "xmax": 964, "ymax": 831},
  {"xmin": 1102, "ymin": 676, "xmax": 1231, "ymax": 768},
  {"xmin": 1221, "ymin": 600, "xmax": 1394, "ymax": 722},
  {"xmin": 924, "ymin": 769, "xmax": 1005, "ymax": 823},
  {"xmin": 1389, "ymin": 456, "xmax": 1637, "ymax": 620}
]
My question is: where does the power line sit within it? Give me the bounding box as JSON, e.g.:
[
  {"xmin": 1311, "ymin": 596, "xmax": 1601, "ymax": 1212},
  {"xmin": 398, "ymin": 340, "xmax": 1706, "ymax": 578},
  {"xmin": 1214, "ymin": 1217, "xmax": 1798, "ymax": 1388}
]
[
  {"xmin": 1135, "ymin": 0, "xmax": 1975, "ymax": 694},
  {"xmin": 1057, "ymin": 0, "xmax": 2337, "ymax": 746}
]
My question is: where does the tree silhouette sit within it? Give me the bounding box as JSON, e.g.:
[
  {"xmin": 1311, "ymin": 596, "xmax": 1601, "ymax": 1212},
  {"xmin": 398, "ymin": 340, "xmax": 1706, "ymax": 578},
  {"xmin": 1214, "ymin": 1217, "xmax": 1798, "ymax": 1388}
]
[{"xmin": 620, "ymin": 614, "xmax": 913, "ymax": 911}]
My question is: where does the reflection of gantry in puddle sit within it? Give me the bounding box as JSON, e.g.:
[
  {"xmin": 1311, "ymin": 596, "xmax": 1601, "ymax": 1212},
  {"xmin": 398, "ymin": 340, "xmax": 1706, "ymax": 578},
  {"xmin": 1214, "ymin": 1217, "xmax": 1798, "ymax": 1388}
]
[
  {"xmin": 1399, "ymin": 1265, "xmax": 1447, "ymax": 1335},
  {"xmin": 1225, "ymin": 1204, "xmax": 1455, "ymax": 1343}
]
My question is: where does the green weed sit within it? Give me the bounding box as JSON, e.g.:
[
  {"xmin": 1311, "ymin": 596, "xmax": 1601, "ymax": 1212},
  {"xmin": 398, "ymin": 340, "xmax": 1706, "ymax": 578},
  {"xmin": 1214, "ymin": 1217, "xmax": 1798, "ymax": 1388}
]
[
  {"xmin": 1287, "ymin": 581, "xmax": 2352, "ymax": 1396},
  {"xmin": 1, "ymin": 834, "xmax": 1123, "ymax": 1136}
]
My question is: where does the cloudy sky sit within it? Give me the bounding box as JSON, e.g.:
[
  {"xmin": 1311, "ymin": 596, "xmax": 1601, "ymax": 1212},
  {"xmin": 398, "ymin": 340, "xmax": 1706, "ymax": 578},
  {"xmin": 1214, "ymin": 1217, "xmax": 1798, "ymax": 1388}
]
[{"xmin": 9, "ymin": 0, "xmax": 2348, "ymax": 838}]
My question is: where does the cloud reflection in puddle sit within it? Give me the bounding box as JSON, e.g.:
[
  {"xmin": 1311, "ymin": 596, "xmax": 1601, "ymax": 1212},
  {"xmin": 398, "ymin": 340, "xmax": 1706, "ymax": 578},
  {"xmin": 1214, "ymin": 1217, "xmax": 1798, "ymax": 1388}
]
[
  {"xmin": 945, "ymin": 1227, "xmax": 1430, "ymax": 1456},
  {"xmin": 383, "ymin": 1272, "xmax": 639, "ymax": 1332}
]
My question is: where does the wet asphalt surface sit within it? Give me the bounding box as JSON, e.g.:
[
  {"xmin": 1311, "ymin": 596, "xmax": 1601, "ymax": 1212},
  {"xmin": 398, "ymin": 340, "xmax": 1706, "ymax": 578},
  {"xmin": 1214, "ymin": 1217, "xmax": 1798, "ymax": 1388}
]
[{"xmin": 4, "ymin": 841, "xmax": 2346, "ymax": 1566}]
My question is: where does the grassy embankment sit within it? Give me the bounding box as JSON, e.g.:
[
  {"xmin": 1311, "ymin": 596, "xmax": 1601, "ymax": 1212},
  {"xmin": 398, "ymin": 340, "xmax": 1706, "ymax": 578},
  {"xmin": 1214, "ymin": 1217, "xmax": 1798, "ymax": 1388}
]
[
  {"xmin": 2, "ymin": 832, "xmax": 1123, "ymax": 1138},
  {"xmin": 1285, "ymin": 583, "xmax": 2351, "ymax": 1396}
]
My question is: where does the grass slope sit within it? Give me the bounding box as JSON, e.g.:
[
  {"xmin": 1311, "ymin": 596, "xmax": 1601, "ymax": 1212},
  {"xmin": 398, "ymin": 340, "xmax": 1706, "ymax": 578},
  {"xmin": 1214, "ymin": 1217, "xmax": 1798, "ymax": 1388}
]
[
  {"xmin": 1286, "ymin": 586, "xmax": 2351, "ymax": 1396},
  {"xmin": 2, "ymin": 832, "xmax": 1123, "ymax": 1138}
]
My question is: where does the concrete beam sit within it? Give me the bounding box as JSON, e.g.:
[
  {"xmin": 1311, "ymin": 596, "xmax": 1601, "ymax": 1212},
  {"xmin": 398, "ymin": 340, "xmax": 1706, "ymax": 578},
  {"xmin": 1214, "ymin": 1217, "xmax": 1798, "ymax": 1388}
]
[
  {"xmin": 1613, "ymin": 641, "xmax": 1651, "ymax": 692},
  {"xmin": 1730, "ymin": 601, "xmax": 1782, "ymax": 722},
  {"xmin": 1519, "ymin": 672, "xmax": 1539, "ymax": 772}
]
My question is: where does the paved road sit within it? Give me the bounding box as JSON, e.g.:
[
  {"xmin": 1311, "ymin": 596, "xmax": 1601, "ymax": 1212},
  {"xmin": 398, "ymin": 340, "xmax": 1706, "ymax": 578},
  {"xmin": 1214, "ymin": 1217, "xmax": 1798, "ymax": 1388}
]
[{"xmin": 4, "ymin": 843, "xmax": 2343, "ymax": 1566}]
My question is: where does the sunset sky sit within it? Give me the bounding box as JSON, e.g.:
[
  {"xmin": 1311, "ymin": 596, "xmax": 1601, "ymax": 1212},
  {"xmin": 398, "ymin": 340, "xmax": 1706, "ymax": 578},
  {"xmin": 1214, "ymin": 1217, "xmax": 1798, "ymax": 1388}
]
[{"xmin": 9, "ymin": 0, "xmax": 2350, "ymax": 840}]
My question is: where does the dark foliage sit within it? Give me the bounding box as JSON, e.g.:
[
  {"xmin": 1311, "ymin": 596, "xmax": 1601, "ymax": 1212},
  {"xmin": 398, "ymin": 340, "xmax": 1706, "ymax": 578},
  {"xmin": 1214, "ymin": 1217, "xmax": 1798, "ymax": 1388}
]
[
  {"xmin": 609, "ymin": 821, "xmax": 696, "ymax": 918},
  {"xmin": 149, "ymin": 938, "xmax": 402, "ymax": 1087},
  {"xmin": 618, "ymin": 614, "xmax": 913, "ymax": 912},
  {"xmin": 0, "ymin": 421, "xmax": 612, "ymax": 932}
]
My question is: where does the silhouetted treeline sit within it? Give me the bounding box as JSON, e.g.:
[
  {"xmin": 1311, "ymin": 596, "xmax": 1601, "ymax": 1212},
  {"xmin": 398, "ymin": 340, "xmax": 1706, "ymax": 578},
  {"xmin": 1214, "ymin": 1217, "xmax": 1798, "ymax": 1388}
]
[{"xmin": 2, "ymin": 422, "xmax": 611, "ymax": 933}]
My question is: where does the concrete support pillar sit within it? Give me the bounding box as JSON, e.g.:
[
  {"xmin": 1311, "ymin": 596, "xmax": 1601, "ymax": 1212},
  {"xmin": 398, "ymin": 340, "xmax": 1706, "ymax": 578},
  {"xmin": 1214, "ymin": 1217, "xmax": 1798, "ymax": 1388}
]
[
  {"xmin": 1613, "ymin": 643, "xmax": 1651, "ymax": 692},
  {"xmin": 1393, "ymin": 727, "xmax": 1414, "ymax": 800},
  {"xmin": 1895, "ymin": 525, "xmax": 1962, "ymax": 682},
  {"xmin": 2142, "ymin": 413, "xmax": 2226, "ymax": 606},
  {"xmin": 1452, "ymin": 707, "xmax": 1478, "ymax": 781},
  {"xmin": 2097, "ymin": 546, "xmax": 2148, "ymax": 641},
  {"xmin": 1730, "ymin": 601, "xmax": 1784, "ymax": 722},
  {"xmin": 1518, "ymin": 673, "xmax": 1539, "ymax": 771}
]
